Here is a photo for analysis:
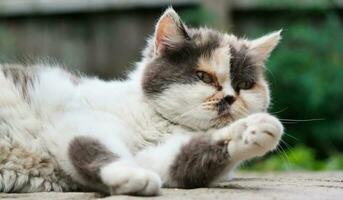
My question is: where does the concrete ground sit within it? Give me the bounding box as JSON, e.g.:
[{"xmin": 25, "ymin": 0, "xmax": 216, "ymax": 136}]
[{"xmin": 1, "ymin": 172, "xmax": 342, "ymax": 200}]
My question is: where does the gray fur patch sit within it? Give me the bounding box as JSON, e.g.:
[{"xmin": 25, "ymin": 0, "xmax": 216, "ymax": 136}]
[
  {"xmin": 169, "ymin": 136, "xmax": 230, "ymax": 188},
  {"xmin": 1, "ymin": 65, "xmax": 36, "ymax": 99},
  {"xmin": 69, "ymin": 136, "xmax": 118, "ymax": 184},
  {"xmin": 229, "ymin": 46, "xmax": 258, "ymax": 92},
  {"xmin": 142, "ymin": 30, "xmax": 221, "ymax": 96}
]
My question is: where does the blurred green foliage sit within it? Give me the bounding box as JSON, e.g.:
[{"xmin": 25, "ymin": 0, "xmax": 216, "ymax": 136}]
[
  {"xmin": 245, "ymin": 12, "xmax": 343, "ymax": 170},
  {"xmin": 181, "ymin": 6, "xmax": 343, "ymax": 170},
  {"xmin": 243, "ymin": 145, "xmax": 343, "ymax": 171},
  {"xmin": 179, "ymin": 7, "xmax": 216, "ymax": 27},
  {"xmin": 245, "ymin": 0, "xmax": 334, "ymax": 10},
  {"xmin": 267, "ymin": 13, "xmax": 343, "ymax": 157}
]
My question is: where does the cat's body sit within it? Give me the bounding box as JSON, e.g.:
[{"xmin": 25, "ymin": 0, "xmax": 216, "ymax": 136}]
[{"xmin": 0, "ymin": 8, "xmax": 283, "ymax": 195}]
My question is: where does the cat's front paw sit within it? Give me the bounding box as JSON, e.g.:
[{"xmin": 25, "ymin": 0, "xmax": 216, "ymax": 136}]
[
  {"xmin": 225, "ymin": 113, "xmax": 283, "ymax": 161},
  {"xmin": 100, "ymin": 161, "xmax": 162, "ymax": 196}
]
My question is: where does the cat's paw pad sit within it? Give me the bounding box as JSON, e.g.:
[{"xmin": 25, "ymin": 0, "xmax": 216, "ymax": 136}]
[
  {"xmin": 243, "ymin": 113, "xmax": 283, "ymax": 152},
  {"xmin": 228, "ymin": 113, "xmax": 283, "ymax": 160},
  {"xmin": 101, "ymin": 162, "xmax": 161, "ymax": 196}
]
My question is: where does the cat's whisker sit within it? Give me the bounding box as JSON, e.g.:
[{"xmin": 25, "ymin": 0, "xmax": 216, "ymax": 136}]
[
  {"xmin": 279, "ymin": 118, "xmax": 324, "ymax": 122},
  {"xmin": 280, "ymin": 121, "xmax": 298, "ymax": 124},
  {"xmin": 276, "ymin": 142, "xmax": 292, "ymax": 170},
  {"xmin": 236, "ymin": 104, "xmax": 249, "ymax": 117},
  {"xmin": 264, "ymin": 67, "xmax": 276, "ymax": 80},
  {"xmin": 237, "ymin": 107, "xmax": 248, "ymax": 119},
  {"xmin": 270, "ymin": 107, "xmax": 288, "ymax": 115},
  {"xmin": 240, "ymin": 105, "xmax": 250, "ymax": 115},
  {"xmin": 230, "ymin": 105, "xmax": 248, "ymax": 121},
  {"xmin": 280, "ymin": 138, "xmax": 298, "ymax": 166},
  {"xmin": 283, "ymin": 132, "xmax": 299, "ymax": 141},
  {"xmin": 280, "ymin": 139, "xmax": 293, "ymax": 152},
  {"xmin": 201, "ymin": 102, "xmax": 218, "ymax": 107},
  {"xmin": 239, "ymin": 63, "xmax": 259, "ymax": 69}
]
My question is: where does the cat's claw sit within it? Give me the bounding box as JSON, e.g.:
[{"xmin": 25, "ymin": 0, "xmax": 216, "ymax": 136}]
[{"xmin": 222, "ymin": 113, "xmax": 283, "ymax": 161}]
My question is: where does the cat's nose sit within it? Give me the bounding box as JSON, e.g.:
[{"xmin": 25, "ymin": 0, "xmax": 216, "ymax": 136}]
[{"xmin": 223, "ymin": 95, "xmax": 236, "ymax": 105}]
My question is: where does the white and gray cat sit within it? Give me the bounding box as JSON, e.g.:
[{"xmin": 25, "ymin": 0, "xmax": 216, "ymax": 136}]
[{"xmin": 0, "ymin": 8, "xmax": 283, "ymax": 195}]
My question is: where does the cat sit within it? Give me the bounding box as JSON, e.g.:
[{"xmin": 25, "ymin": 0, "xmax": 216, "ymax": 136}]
[{"xmin": 0, "ymin": 8, "xmax": 283, "ymax": 196}]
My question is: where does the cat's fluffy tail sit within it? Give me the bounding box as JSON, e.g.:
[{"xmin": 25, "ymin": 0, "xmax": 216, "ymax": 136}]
[{"xmin": 0, "ymin": 66, "xmax": 74, "ymax": 192}]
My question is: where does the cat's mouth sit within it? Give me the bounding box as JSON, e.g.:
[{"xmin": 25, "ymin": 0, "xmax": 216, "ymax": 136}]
[
  {"xmin": 216, "ymin": 99, "xmax": 232, "ymax": 117},
  {"xmin": 211, "ymin": 107, "xmax": 233, "ymax": 128},
  {"xmin": 218, "ymin": 108, "xmax": 231, "ymax": 117},
  {"xmin": 203, "ymin": 98, "xmax": 233, "ymax": 118}
]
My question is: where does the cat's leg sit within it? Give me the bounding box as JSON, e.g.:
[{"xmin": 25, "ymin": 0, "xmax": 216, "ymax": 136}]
[
  {"xmin": 135, "ymin": 113, "xmax": 283, "ymax": 188},
  {"xmin": 68, "ymin": 136, "xmax": 161, "ymax": 196},
  {"xmin": 48, "ymin": 112, "xmax": 162, "ymax": 196},
  {"xmin": 215, "ymin": 113, "xmax": 283, "ymax": 163}
]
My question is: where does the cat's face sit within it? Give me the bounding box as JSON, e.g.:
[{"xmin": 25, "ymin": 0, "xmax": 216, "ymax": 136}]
[{"xmin": 142, "ymin": 8, "xmax": 281, "ymax": 130}]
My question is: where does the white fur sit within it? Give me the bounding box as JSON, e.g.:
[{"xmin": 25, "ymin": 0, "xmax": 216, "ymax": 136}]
[{"xmin": 100, "ymin": 160, "xmax": 162, "ymax": 195}]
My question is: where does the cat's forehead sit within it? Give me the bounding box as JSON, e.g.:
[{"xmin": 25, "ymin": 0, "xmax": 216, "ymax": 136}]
[
  {"xmin": 197, "ymin": 47, "xmax": 231, "ymax": 81},
  {"xmin": 189, "ymin": 29, "xmax": 259, "ymax": 86},
  {"xmin": 189, "ymin": 29, "xmax": 241, "ymax": 79}
]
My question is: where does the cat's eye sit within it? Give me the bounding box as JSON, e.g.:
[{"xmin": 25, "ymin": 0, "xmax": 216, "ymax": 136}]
[
  {"xmin": 237, "ymin": 81, "xmax": 254, "ymax": 90},
  {"xmin": 196, "ymin": 71, "xmax": 213, "ymax": 84}
]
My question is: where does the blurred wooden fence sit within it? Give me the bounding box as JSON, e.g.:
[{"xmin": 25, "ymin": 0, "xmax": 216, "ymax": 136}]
[{"xmin": 0, "ymin": 0, "xmax": 341, "ymax": 78}]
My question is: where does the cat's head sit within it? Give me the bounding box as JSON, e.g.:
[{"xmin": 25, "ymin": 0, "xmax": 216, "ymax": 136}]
[{"xmin": 142, "ymin": 8, "xmax": 281, "ymax": 130}]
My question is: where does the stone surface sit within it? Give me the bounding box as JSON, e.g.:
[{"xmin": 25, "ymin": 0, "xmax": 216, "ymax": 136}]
[{"xmin": 1, "ymin": 172, "xmax": 342, "ymax": 200}]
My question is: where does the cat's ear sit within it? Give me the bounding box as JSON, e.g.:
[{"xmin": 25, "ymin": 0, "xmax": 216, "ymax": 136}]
[
  {"xmin": 249, "ymin": 30, "xmax": 282, "ymax": 63},
  {"xmin": 154, "ymin": 7, "xmax": 189, "ymax": 55}
]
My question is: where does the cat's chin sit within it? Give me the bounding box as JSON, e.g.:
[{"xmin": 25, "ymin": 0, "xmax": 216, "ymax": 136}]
[
  {"xmin": 217, "ymin": 108, "xmax": 232, "ymax": 118},
  {"xmin": 210, "ymin": 114, "xmax": 234, "ymax": 128},
  {"xmin": 211, "ymin": 110, "xmax": 254, "ymax": 129}
]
